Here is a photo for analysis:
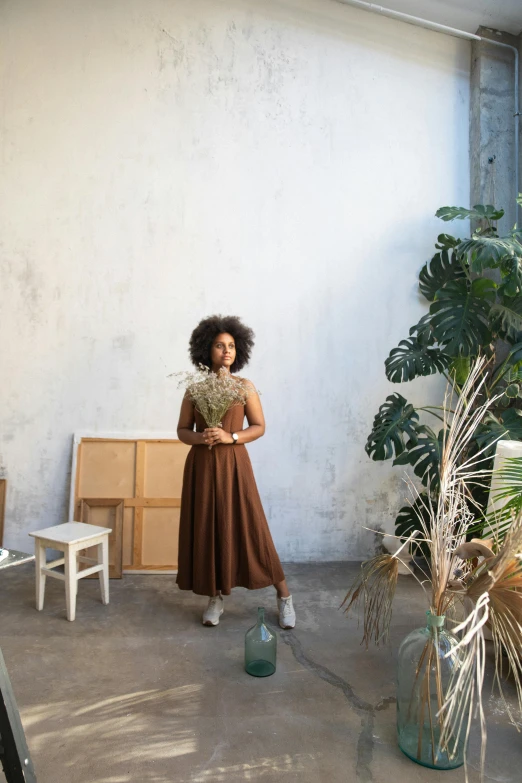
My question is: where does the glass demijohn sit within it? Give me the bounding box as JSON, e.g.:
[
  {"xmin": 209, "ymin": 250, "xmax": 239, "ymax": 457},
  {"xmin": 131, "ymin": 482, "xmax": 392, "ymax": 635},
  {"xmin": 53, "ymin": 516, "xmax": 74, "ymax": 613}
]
[
  {"xmin": 396, "ymin": 612, "xmax": 465, "ymax": 769},
  {"xmin": 245, "ymin": 607, "xmax": 277, "ymax": 677}
]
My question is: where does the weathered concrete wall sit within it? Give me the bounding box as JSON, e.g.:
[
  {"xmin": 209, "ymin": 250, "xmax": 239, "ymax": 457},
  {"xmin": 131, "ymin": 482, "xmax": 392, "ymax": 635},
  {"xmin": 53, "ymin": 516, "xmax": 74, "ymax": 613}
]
[
  {"xmin": 470, "ymin": 27, "xmax": 521, "ymax": 233},
  {"xmin": 0, "ymin": 0, "xmax": 470, "ymax": 560}
]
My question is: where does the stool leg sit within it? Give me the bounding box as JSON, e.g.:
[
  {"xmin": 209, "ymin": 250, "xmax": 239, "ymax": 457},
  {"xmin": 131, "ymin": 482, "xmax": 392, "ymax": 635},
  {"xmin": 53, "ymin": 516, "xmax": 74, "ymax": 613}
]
[
  {"xmin": 98, "ymin": 538, "xmax": 109, "ymax": 605},
  {"xmin": 64, "ymin": 545, "xmax": 78, "ymax": 622},
  {"xmin": 35, "ymin": 540, "xmax": 46, "ymax": 611}
]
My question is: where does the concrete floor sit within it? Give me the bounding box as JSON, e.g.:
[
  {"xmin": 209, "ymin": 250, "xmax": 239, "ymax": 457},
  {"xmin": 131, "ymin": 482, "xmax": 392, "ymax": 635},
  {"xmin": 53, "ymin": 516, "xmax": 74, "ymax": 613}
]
[{"xmin": 0, "ymin": 563, "xmax": 521, "ymax": 783}]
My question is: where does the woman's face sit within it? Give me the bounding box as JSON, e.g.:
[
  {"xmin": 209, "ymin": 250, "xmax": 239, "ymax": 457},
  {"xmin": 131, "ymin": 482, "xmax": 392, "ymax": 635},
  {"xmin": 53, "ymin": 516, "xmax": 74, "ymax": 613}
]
[{"xmin": 211, "ymin": 332, "xmax": 236, "ymax": 372}]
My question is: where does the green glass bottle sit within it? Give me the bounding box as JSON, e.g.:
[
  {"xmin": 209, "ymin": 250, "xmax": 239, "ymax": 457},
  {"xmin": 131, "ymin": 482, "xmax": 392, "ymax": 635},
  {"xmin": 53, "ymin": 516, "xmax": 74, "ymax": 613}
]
[
  {"xmin": 245, "ymin": 607, "xmax": 277, "ymax": 677},
  {"xmin": 396, "ymin": 611, "xmax": 465, "ymax": 769}
]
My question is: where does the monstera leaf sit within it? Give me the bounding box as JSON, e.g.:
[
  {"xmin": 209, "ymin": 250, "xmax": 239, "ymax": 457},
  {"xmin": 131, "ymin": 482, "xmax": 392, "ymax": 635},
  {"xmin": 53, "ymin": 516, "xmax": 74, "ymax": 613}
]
[
  {"xmin": 436, "ymin": 204, "xmax": 504, "ymax": 222},
  {"xmin": 490, "ymin": 297, "xmax": 522, "ymax": 340},
  {"xmin": 365, "ymin": 394, "xmax": 420, "ymax": 461},
  {"xmin": 457, "ymin": 234, "xmax": 522, "ymax": 273},
  {"xmin": 475, "ymin": 408, "xmax": 522, "ymax": 452},
  {"xmin": 429, "ymin": 278, "xmax": 496, "ymax": 356},
  {"xmin": 419, "ymin": 248, "xmax": 466, "ymax": 302},
  {"xmin": 500, "ymin": 255, "xmax": 522, "ymax": 297},
  {"xmin": 435, "ymin": 234, "xmax": 461, "ymax": 250},
  {"xmin": 393, "ymin": 426, "xmax": 444, "ymax": 489},
  {"xmin": 395, "ymin": 494, "xmax": 432, "ymax": 558},
  {"xmin": 385, "ymin": 338, "xmax": 450, "ymax": 383},
  {"xmin": 409, "ymin": 313, "xmax": 435, "ymax": 346},
  {"xmin": 449, "ymin": 355, "xmax": 471, "ymax": 385}
]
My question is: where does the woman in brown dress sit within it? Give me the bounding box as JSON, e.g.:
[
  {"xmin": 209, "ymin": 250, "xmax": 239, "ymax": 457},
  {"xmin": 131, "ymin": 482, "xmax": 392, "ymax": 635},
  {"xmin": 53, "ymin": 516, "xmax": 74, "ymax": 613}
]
[{"xmin": 176, "ymin": 315, "xmax": 296, "ymax": 629}]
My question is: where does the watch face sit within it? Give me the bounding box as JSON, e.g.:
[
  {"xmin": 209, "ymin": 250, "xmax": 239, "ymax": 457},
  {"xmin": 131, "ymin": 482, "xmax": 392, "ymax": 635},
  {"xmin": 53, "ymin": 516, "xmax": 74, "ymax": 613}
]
[{"xmin": 233, "ymin": 433, "xmax": 238, "ymax": 442}]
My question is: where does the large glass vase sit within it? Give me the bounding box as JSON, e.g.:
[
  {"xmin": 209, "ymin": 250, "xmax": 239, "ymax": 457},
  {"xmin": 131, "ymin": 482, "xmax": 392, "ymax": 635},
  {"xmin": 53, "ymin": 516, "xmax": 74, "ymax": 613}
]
[
  {"xmin": 396, "ymin": 611, "xmax": 465, "ymax": 769},
  {"xmin": 245, "ymin": 607, "xmax": 276, "ymax": 677}
]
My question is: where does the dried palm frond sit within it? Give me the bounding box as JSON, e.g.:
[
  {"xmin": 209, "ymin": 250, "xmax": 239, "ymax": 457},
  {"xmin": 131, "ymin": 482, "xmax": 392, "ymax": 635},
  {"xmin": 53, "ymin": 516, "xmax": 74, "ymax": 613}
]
[
  {"xmin": 341, "ymin": 553, "xmax": 399, "ymax": 648},
  {"xmin": 439, "ymin": 592, "xmax": 489, "ymax": 776},
  {"xmin": 470, "ymin": 517, "xmax": 522, "ymax": 714},
  {"xmin": 428, "ymin": 360, "xmax": 505, "ymax": 621},
  {"xmin": 440, "ymin": 516, "xmax": 522, "ymax": 779},
  {"xmin": 454, "ymin": 539, "xmax": 494, "ymax": 560},
  {"xmin": 344, "ymin": 360, "xmax": 496, "ymax": 638}
]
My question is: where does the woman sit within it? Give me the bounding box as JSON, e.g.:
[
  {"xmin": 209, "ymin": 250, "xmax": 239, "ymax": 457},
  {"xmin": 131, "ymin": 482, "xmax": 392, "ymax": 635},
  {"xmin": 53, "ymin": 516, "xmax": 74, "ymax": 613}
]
[{"xmin": 176, "ymin": 314, "xmax": 296, "ymax": 630}]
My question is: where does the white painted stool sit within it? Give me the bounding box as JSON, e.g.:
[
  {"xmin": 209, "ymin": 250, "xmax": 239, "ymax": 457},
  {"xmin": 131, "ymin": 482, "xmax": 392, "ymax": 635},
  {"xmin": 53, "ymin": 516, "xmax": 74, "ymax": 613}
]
[{"xmin": 29, "ymin": 522, "xmax": 111, "ymax": 621}]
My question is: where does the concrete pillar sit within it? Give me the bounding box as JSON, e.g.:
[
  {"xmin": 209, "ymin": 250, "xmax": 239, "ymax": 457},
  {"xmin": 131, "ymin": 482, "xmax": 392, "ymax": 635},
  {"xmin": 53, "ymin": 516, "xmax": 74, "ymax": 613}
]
[
  {"xmin": 470, "ymin": 27, "xmax": 521, "ymax": 233},
  {"xmin": 519, "ymin": 30, "xmax": 522, "ymax": 224}
]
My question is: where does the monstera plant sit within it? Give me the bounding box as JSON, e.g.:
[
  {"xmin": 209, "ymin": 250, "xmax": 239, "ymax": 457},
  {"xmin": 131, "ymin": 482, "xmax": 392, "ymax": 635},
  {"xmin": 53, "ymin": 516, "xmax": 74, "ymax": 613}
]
[{"xmin": 367, "ymin": 197, "xmax": 522, "ymax": 543}]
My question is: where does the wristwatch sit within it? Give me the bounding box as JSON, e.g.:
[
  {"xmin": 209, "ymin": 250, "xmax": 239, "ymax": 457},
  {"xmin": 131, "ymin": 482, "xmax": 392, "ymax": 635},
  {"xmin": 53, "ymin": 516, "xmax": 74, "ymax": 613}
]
[{"xmin": 231, "ymin": 433, "xmax": 239, "ymax": 445}]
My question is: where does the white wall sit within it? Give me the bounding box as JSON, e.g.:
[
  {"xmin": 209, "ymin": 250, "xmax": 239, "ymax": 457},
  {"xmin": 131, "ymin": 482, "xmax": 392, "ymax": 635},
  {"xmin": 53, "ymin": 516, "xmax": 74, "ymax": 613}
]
[{"xmin": 0, "ymin": 0, "xmax": 470, "ymax": 560}]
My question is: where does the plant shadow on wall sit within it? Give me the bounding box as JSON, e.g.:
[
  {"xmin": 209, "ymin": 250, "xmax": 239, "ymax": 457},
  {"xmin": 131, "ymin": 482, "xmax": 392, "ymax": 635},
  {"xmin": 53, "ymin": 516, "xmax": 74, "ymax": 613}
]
[{"xmin": 366, "ymin": 195, "xmax": 522, "ymax": 546}]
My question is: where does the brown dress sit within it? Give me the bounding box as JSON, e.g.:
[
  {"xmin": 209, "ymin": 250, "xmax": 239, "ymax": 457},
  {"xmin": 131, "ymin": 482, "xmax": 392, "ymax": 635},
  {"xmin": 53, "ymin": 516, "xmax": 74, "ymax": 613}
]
[{"xmin": 176, "ymin": 403, "xmax": 285, "ymax": 596}]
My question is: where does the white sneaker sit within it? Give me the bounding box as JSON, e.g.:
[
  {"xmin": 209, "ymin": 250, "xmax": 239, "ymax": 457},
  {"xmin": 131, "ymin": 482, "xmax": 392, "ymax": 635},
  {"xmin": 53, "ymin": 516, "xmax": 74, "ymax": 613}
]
[
  {"xmin": 278, "ymin": 595, "xmax": 296, "ymax": 629},
  {"xmin": 202, "ymin": 595, "xmax": 224, "ymax": 626}
]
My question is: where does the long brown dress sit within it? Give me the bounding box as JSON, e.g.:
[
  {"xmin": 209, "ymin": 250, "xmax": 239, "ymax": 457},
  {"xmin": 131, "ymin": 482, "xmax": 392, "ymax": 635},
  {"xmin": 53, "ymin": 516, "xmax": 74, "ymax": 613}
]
[{"xmin": 176, "ymin": 403, "xmax": 285, "ymax": 596}]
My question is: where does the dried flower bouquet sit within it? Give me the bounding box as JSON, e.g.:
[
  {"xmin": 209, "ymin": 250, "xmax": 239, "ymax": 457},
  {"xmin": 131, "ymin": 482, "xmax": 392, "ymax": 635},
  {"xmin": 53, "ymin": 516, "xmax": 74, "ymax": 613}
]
[
  {"xmin": 343, "ymin": 358, "xmax": 522, "ymax": 779},
  {"xmin": 172, "ymin": 365, "xmax": 257, "ymax": 448}
]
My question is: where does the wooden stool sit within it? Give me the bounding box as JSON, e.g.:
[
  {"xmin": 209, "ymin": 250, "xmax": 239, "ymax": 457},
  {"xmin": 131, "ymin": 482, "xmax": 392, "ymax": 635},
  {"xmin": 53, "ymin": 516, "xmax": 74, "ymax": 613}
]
[{"xmin": 29, "ymin": 522, "xmax": 111, "ymax": 621}]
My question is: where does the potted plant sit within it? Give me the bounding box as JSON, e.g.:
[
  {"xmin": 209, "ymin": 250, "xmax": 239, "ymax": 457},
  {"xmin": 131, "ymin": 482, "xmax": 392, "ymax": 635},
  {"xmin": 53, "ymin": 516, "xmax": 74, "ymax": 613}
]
[
  {"xmin": 345, "ymin": 361, "xmax": 522, "ymax": 774},
  {"xmin": 366, "ymin": 197, "xmax": 522, "ymax": 545}
]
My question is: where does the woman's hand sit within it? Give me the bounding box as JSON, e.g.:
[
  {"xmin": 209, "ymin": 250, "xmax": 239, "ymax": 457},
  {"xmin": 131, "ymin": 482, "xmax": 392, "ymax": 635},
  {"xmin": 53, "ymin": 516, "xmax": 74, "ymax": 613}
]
[{"xmin": 203, "ymin": 427, "xmax": 234, "ymax": 446}]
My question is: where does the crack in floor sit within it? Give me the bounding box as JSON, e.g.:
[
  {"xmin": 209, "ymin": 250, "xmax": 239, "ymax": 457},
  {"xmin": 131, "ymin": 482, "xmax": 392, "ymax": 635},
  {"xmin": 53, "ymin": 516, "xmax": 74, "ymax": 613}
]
[{"xmin": 280, "ymin": 630, "xmax": 395, "ymax": 782}]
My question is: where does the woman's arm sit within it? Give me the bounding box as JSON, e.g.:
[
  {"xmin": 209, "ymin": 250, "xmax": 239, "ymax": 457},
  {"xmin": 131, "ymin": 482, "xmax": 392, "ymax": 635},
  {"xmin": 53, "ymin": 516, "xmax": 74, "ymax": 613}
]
[
  {"xmin": 177, "ymin": 395, "xmax": 206, "ymax": 446},
  {"xmin": 204, "ymin": 382, "xmax": 266, "ymax": 446},
  {"xmin": 241, "ymin": 386, "xmax": 266, "ymax": 443}
]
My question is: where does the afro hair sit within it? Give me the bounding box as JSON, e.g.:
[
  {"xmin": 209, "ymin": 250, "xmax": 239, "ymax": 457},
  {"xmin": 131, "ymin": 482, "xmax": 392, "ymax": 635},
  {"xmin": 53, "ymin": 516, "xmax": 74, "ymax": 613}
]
[{"xmin": 189, "ymin": 315, "xmax": 255, "ymax": 373}]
